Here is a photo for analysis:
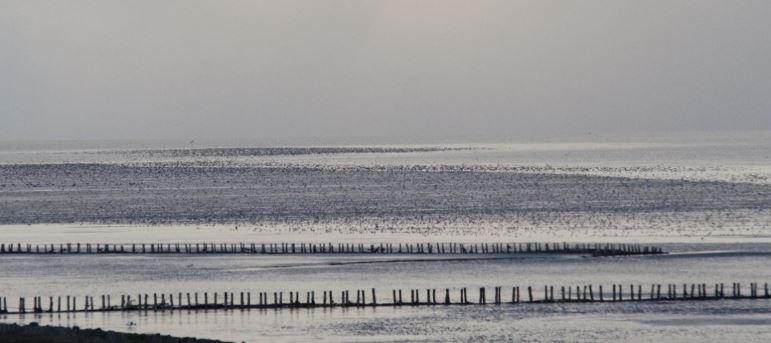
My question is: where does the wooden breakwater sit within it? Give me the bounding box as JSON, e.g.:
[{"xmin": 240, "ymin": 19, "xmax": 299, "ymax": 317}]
[
  {"xmin": 0, "ymin": 242, "xmax": 665, "ymax": 256},
  {"xmin": 0, "ymin": 282, "xmax": 768, "ymax": 315}
]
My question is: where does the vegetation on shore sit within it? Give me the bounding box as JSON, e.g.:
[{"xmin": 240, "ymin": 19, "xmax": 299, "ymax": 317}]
[{"xmin": 0, "ymin": 322, "xmax": 231, "ymax": 343}]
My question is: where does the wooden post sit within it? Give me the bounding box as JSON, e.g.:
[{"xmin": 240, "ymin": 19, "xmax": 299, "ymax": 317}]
[{"xmin": 511, "ymin": 287, "xmax": 517, "ymax": 304}]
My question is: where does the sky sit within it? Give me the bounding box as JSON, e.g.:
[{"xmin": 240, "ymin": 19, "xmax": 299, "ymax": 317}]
[{"xmin": 1, "ymin": 0, "xmax": 770, "ymax": 142}]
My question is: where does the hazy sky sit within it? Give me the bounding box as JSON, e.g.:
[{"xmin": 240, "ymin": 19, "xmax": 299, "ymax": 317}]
[{"xmin": 1, "ymin": 0, "xmax": 770, "ymax": 141}]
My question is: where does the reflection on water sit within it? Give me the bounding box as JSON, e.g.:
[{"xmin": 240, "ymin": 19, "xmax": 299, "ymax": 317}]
[{"xmin": 3, "ymin": 299, "xmax": 771, "ymax": 342}]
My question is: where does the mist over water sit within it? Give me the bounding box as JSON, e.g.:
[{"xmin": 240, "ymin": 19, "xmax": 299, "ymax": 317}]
[{"xmin": 3, "ymin": 1, "xmax": 771, "ymax": 141}]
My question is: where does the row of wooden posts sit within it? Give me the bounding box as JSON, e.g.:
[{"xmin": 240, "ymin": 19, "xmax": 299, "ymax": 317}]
[
  {"xmin": 0, "ymin": 242, "xmax": 664, "ymax": 256},
  {"xmin": 0, "ymin": 282, "xmax": 767, "ymax": 314}
]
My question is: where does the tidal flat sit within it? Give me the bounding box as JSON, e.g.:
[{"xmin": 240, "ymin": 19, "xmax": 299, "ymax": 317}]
[{"xmin": 1, "ymin": 134, "xmax": 770, "ymax": 342}]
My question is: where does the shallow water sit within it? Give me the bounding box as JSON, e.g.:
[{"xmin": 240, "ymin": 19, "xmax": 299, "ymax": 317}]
[
  {"xmin": 0, "ymin": 245, "xmax": 769, "ymax": 304},
  {"xmin": 3, "ymin": 299, "xmax": 771, "ymax": 342}
]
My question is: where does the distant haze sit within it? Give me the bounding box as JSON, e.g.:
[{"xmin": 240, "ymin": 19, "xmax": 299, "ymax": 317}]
[{"xmin": 1, "ymin": 0, "xmax": 770, "ymax": 141}]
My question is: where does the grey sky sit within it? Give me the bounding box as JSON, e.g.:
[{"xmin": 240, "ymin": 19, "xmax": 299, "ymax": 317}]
[{"xmin": 1, "ymin": 0, "xmax": 770, "ymax": 141}]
